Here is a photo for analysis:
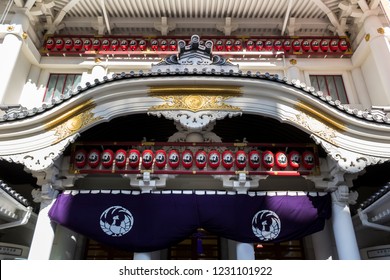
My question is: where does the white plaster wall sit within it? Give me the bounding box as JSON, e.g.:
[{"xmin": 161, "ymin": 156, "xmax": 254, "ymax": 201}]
[{"xmin": 361, "ymin": 53, "xmax": 387, "ymax": 106}]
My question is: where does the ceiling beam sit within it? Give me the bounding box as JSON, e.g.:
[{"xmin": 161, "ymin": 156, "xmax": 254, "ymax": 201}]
[
  {"xmin": 45, "ymin": 0, "xmax": 81, "ymax": 34},
  {"xmin": 312, "ymin": 0, "xmax": 347, "ymax": 35},
  {"xmin": 281, "ymin": 0, "xmax": 294, "ymax": 35},
  {"xmin": 100, "ymin": 0, "xmax": 111, "ymax": 35}
]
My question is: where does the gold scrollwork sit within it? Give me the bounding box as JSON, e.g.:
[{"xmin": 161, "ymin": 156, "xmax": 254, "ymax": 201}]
[{"xmin": 377, "ymin": 27, "xmax": 385, "ymax": 35}]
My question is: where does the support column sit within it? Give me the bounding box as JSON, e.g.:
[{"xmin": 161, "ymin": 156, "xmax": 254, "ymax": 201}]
[
  {"xmin": 0, "ymin": 8, "xmax": 30, "ymax": 103},
  {"xmin": 363, "ymin": 15, "xmax": 390, "ymax": 104},
  {"xmin": 286, "ymin": 59, "xmax": 302, "ymax": 81},
  {"xmin": 351, "ymin": 67, "xmax": 371, "ymax": 109},
  {"xmin": 331, "ymin": 185, "xmax": 361, "ymax": 259},
  {"xmin": 133, "ymin": 251, "xmax": 161, "ymax": 260},
  {"xmin": 28, "ymin": 183, "xmax": 58, "ymax": 260},
  {"xmin": 311, "ymin": 220, "xmax": 334, "ymax": 260},
  {"xmin": 50, "ymin": 225, "xmax": 80, "ymax": 260},
  {"xmin": 236, "ymin": 242, "xmax": 255, "ymax": 260}
]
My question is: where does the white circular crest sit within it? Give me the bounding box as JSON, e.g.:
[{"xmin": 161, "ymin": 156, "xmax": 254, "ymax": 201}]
[
  {"xmin": 100, "ymin": 206, "xmax": 134, "ymax": 237},
  {"xmin": 252, "ymin": 210, "xmax": 281, "ymax": 241}
]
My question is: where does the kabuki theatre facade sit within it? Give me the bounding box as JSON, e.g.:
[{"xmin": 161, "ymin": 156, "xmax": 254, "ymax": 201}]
[{"xmin": 1, "ymin": 0, "xmax": 390, "ymax": 260}]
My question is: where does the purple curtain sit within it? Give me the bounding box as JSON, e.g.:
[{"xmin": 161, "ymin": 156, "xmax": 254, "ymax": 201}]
[{"xmin": 49, "ymin": 191, "xmax": 331, "ymax": 252}]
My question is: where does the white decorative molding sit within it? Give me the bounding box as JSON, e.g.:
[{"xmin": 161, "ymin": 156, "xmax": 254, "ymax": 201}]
[
  {"xmin": 0, "ymin": 135, "xmax": 79, "ymax": 172},
  {"xmin": 312, "ymin": 135, "xmax": 389, "ymax": 173}
]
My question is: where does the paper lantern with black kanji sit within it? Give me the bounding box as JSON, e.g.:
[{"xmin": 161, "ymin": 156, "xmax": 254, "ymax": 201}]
[
  {"xmin": 329, "ymin": 39, "xmax": 338, "ymax": 52},
  {"xmin": 128, "ymin": 149, "xmax": 140, "ymax": 169},
  {"xmin": 139, "ymin": 40, "xmax": 147, "ymax": 51},
  {"xmin": 155, "ymin": 149, "xmax": 167, "ymax": 169},
  {"xmin": 292, "ymin": 40, "xmax": 301, "ymax": 52},
  {"xmin": 288, "ymin": 150, "xmax": 301, "ymax": 169},
  {"xmin": 338, "ymin": 39, "xmax": 348, "ymax": 51},
  {"xmin": 216, "ymin": 40, "xmax": 224, "ymax": 51},
  {"xmin": 246, "ymin": 40, "xmax": 255, "ymax": 51},
  {"xmin": 74, "ymin": 39, "xmax": 83, "ymax": 51},
  {"xmin": 182, "ymin": 150, "xmax": 193, "ymax": 169},
  {"xmin": 142, "ymin": 150, "xmax": 154, "ymax": 169},
  {"xmin": 234, "ymin": 40, "xmax": 243, "ymax": 51},
  {"xmin": 265, "ymin": 40, "xmax": 273, "ymax": 51},
  {"xmin": 275, "ymin": 151, "xmax": 288, "ymax": 169},
  {"xmin": 302, "ymin": 40, "xmax": 310, "ymax": 52},
  {"xmin": 225, "ymin": 39, "xmax": 233, "ymax": 51},
  {"xmin": 111, "ymin": 39, "xmax": 119, "ymax": 51},
  {"xmin": 101, "ymin": 149, "xmax": 114, "ymax": 168},
  {"xmin": 222, "ymin": 150, "xmax": 234, "ymax": 170},
  {"xmin": 83, "ymin": 39, "xmax": 92, "ymax": 51},
  {"xmin": 101, "ymin": 39, "xmax": 110, "ymax": 51},
  {"xmin": 256, "ymin": 40, "xmax": 264, "ymax": 51},
  {"xmin": 87, "ymin": 149, "xmax": 101, "ymax": 168},
  {"xmin": 320, "ymin": 40, "xmax": 329, "ymax": 52},
  {"xmin": 235, "ymin": 150, "xmax": 247, "ymax": 169},
  {"xmin": 273, "ymin": 40, "xmax": 282, "ymax": 51},
  {"xmin": 195, "ymin": 150, "xmax": 207, "ymax": 169},
  {"xmin": 311, "ymin": 40, "xmax": 320, "ymax": 52},
  {"xmin": 151, "ymin": 39, "xmax": 159, "ymax": 51},
  {"xmin": 169, "ymin": 39, "xmax": 177, "ymax": 51},
  {"xmin": 120, "ymin": 39, "xmax": 128, "ymax": 51},
  {"xmin": 74, "ymin": 149, "xmax": 87, "ymax": 168},
  {"xmin": 283, "ymin": 40, "xmax": 291, "ymax": 52},
  {"xmin": 249, "ymin": 150, "xmax": 261, "ymax": 170},
  {"xmin": 168, "ymin": 149, "xmax": 180, "ymax": 169},
  {"xmin": 46, "ymin": 38, "xmax": 55, "ymax": 50},
  {"xmin": 302, "ymin": 151, "xmax": 315, "ymax": 170},
  {"xmin": 115, "ymin": 149, "xmax": 127, "ymax": 168},
  {"xmin": 262, "ymin": 150, "xmax": 274, "ymax": 169},
  {"xmin": 92, "ymin": 39, "xmax": 101, "ymax": 51},
  {"xmin": 55, "ymin": 38, "xmax": 64, "ymax": 50},
  {"xmin": 64, "ymin": 39, "xmax": 74, "ymax": 51},
  {"xmin": 208, "ymin": 150, "xmax": 221, "ymax": 169},
  {"xmin": 129, "ymin": 39, "xmax": 138, "ymax": 51},
  {"xmin": 160, "ymin": 39, "xmax": 168, "ymax": 51}
]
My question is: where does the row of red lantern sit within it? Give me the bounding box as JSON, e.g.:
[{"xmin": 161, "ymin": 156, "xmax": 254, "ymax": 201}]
[
  {"xmin": 74, "ymin": 148, "xmax": 316, "ymax": 171},
  {"xmin": 45, "ymin": 37, "xmax": 349, "ymax": 53}
]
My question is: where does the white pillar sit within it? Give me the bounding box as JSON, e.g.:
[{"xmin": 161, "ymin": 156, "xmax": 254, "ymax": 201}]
[
  {"xmin": 363, "ymin": 15, "xmax": 390, "ymax": 105},
  {"xmin": 133, "ymin": 251, "xmax": 160, "ymax": 260},
  {"xmin": 0, "ymin": 9, "xmax": 30, "ymax": 103},
  {"xmin": 227, "ymin": 239, "xmax": 237, "ymax": 260},
  {"xmin": 331, "ymin": 185, "xmax": 361, "ymax": 260},
  {"xmin": 236, "ymin": 242, "xmax": 255, "ymax": 260},
  {"xmin": 50, "ymin": 225, "xmax": 80, "ymax": 259},
  {"xmin": 351, "ymin": 67, "xmax": 371, "ymax": 109},
  {"xmin": 286, "ymin": 59, "xmax": 302, "ymax": 81},
  {"xmin": 28, "ymin": 184, "xmax": 58, "ymax": 260},
  {"xmin": 311, "ymin": 220, "xmax": 334, "ymax": 260}
]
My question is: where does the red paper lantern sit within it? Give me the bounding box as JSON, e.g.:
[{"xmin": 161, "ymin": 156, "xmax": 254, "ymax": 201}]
[
  {"xmin": 87, "ymin": 149, "xmax": 101, "ymax": 168},
  {"xmin": 338, "ymin": 39, "xmax": 348, "ymax": 51},
  {"xmin": 329, "ymin": 39, "xmax": 338, "ymax": 52},
  {"xmin": 274, "ymin": 40, "xmax": 282, "ymax": 51},
  {"xmin": 249, "ymin": 150, "xmax": 261, "ymax": 169},
  {"xmin": 46, "ymin": 38, "xmax": 55, "ymax": 50},
  {"xmin": 195, "ymin": 150, "xmax": 207, "ymax": 169},
  {"xmin": 275, "ymin": 151, "xmax": 288, "ymax": 169},
  {"xmin": 302, "ymin": 151, "xmax": 315, "ymax": 170},
  {"xmin": 182, "ymin": 150, "xmax": 193, "ymax": 169},
  {"xmin": 128, "ymin": 149, "xmax": 140, "ymax": 169},
  {"xmin": 311, "ymin": 40, "xmax": 320, "ymax": 52},
  {"xmin": 265, "ymin": 40, "xmax": 273, "ymax": 51},
  {"xmin": 169, "ymin": 40, "xmax": 177, "ymax": 51},
  {"xmin": 320, "ymin": 40, "xmax": 329, "ymax": 52},
  {"xmin": 55, "ymin": 38, "xmax": 64, "ymax": 50},
  {"xmin": 142, "ymin": 150, "xmax": 154, "ymax": 169},
  {"xmin": 283, "ymin": 40, "xmax": 291, "ymax": 52},
  {"xmin": 288, "ymin": 150, "xmax": 301, "ymax": 169},
  {"xmin": 101, "ymin": 149, "xmax": 114, "ymax": 168},
  {"xmin": 101, "ymin": 39, "xmax": 110, "ymax": 51},
  {"xmin": 225, "ymin": 39, "xmax": 233, "ymax": 51},
  {"xmin": 74, "ymin": 39, "xmax": 83, "ymax": 51},
  {"xmin": 155, "ymin": 149, "xmax": 167, "ymax": 169},
  {"xmin": 129, "ymin": 39, "xmax": 138, "ymax": 51},
  {"xmin": 74, "ymin": 149, "xmax": 87, "ymax": 168},
  {"xmin": 235, "ymin": 150, "xmax": 247, "ymax": 169},
  {"xmin": 222, "ymin": 150, "xmax": 234, "ymax": 169},
  {"xmin": 64, "ymin": 39, "xmax": 73, "ymax": 51},
  {"xmin": 139, "ymin": 40, "xmax": 147, "ymax": 51},
  {"xmin": 92, "ymin": 39, "xmax": 101, "ymax": 51},
  {"xmin": 120, "ymin": 39, "xmax": 128, "ymax": 51},
  {"xmin": 115, "ymin": 149, "xmax": 127, "ymax": 168},
  {"xmin": 292, "ymin": 40, "xmax": 301, "ymax": 52},
  {"xmin": 256, "ymin": 40, "xmax": 264, "ymax": 51},
  {"xmin": 168, "ymin": 149, "xmax": 180, "ymax": 169},
  {"xmin": 151, "ymin": 39, "xmax": 159, "ymax": 51},
  {"xmin": 262, "ymin": 150, "xmax": 274, "ymax": 169},
  {"xmin": 83, "ymin": 39, "xmax": 92, "ymax": 51},
  {"xmin": 160, "ymin": 39, "xmax": 168, "ymax": 51},
  {"xmin": 246, "ymin": 40, "xmax": 255, "ymax": 51},
  {"xmin": 216, "ymin": 40, "xmax": 224, "ymax": 51},
  {"xmin": 302, "ymin": 40, "xmax": 310, "ymax": 52},
  {"xmin": 234, "ymin": 40, "xmax": 243, "ymax": 51},
  {"xmin": 208, "ymin": 150, "xmax": 221, "ymax": 169},
  {"xmin": 111, "ymin": 39, "xmax": 119, "ymax": 51}
]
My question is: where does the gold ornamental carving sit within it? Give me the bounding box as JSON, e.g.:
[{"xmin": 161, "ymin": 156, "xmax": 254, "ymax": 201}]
[
  {"xmin": 365, "ymin": 34, "xmax": 370, "ymax": 42},
  {"xmin": 377, "ymin": 27, "xmax": 385, "ymax": 35}
]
